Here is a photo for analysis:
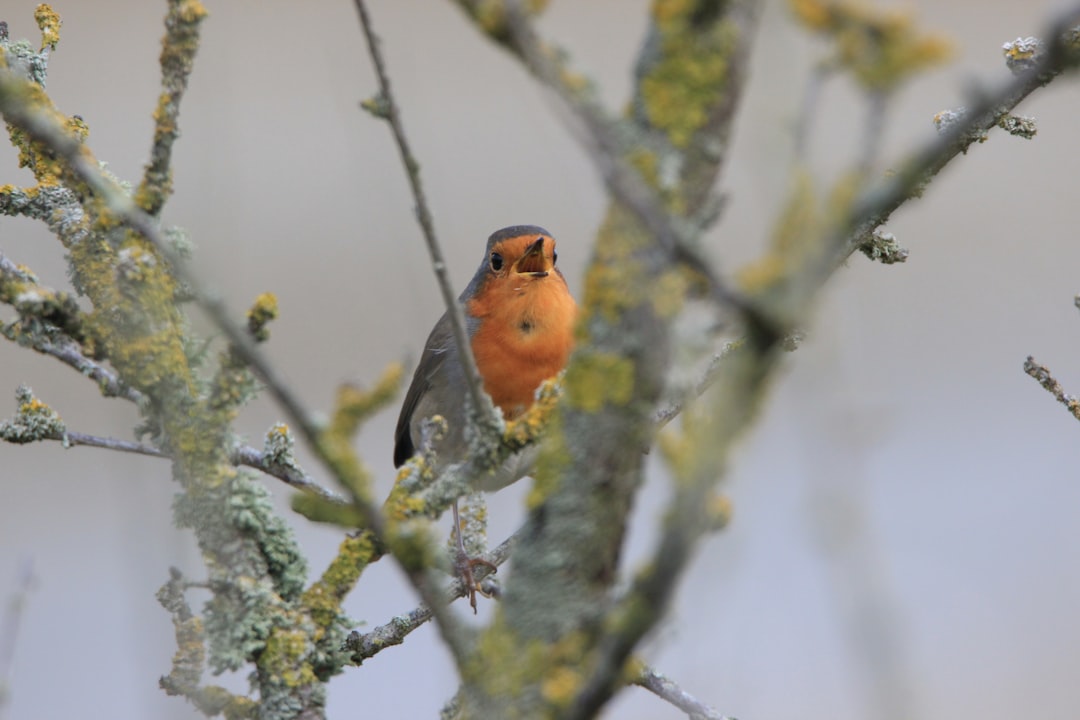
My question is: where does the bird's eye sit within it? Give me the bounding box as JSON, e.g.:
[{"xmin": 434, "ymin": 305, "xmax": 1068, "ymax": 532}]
[
  {"xmin": 490, "ymin": 252, "xmax": 504, "ymax": 271},
  {"xmin": 553, "ymin": 250, "xmax": 558, "ymax": 265}
]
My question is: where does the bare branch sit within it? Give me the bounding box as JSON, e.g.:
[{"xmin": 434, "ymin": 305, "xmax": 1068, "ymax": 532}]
[
  {"xmin": 62, "ymin": 430, "xmax": 164, "ymax": 456},
  {"xmin": 634, "ymin": 665, "xmax": 733, "ymax": 720}
]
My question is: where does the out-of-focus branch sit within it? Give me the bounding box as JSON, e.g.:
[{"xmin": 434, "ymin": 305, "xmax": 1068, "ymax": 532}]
[
  {"xmin": 454, "ymin": 2, "xmax": 763, "ymax": 716},
  {"xmin": 1024, "ymin": 356, "xmax": 1080, "ymax": 422},
  {"xmin": 352, "ymin": 0, "xmax": 501, "ymax": 445},
  {"xmin": 501, "ymin": 0, "xmax": 744, "ymax": 311},
  {"xmin": 0, "ymin": 558, "xmax": 34, "ymax": 717},
  {"xmin": 634, "ymin": 665, "xmax": 733, "ymax": 720},
  {"xmin": 572, "ymin": 8, "xmax": 1080, "ymax": 717},
  {"xmin": 838, "ymin": 8, "xmax": 1080, "ymax": 270}
]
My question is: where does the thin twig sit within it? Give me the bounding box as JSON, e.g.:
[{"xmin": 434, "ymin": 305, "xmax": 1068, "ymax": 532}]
[
  {"xmin": 229, "ymin": 444, "xmax": 349, "ymax": 504},
  {"xmin": 352, "ymin": 0, "xmax": 499, "ymax": 438},
  {"xmin": 33, "ymin": 338, "xmax": 144, "ymax": 403},
  {"xmin": 1024, "ymin": 356, "xmax": 1080, "ymax": 422},
  {"xmin": 7, "ymin": 423, "xmax": 350, "ymax": 503},
  {"xmin": 343, "ymin": 529, "xmax": 518, "ymax": 665},
  {"xmin": 62, "ymin": 430, "xmax": 165, "ymax": 456},
  {"xmin": 634, "ymin": 665, "xmax": 733, "ymax": 720},
  {"xmin": 654, "ymin": 342, "xmax": 740, "ymax": 429},
  {"xmin": 137, "ymin": 0, "xmax": 207, "ymax": 217}
]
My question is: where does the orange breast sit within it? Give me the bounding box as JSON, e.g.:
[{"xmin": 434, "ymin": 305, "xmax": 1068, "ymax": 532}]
[{"xmin": 467, "ymin": 274, "xmax": 576, "ymax": 418}]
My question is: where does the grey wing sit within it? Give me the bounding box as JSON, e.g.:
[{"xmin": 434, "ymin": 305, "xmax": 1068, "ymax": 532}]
[{"xmin": 393, "ymin": 313, "xmax": 457, "ymax": 467}]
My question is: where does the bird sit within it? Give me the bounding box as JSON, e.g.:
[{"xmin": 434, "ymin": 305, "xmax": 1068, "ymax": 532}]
[
  {"xmin": 393, "ymin": 225, "xmax": 576, "ymax": 606},
  {"xmin": 394, "ymin": 224, "xmax": 576, "ymax": 475}
]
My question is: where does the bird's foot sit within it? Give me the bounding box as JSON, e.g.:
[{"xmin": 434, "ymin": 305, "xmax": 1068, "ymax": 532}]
[{"xmin": 455, "ymin": 552, "xmax": 498, "ymax": 613}]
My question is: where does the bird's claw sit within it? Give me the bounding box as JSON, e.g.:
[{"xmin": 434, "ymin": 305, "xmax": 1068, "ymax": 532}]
[{"xmin": 456, "ymin": 553, "xmax": 497, "ymax": 613}]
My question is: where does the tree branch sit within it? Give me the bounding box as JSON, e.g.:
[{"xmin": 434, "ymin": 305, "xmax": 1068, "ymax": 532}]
[
  {"xmin": 0, "ymin": 65, "xmax": 476, "ymax": 669},
  {"xmin": 342, "ymin": 529, "xmax": 518, "ymax": 665},
  {"xmin": 634, "ymin": 665, "xmax": 733, "ymax": 720},
  {"xmin": 570, "ymin": 8, "xmax": 1080, "ymax": 717},
  {"xmin": 352, "ymin": 0, "xmax": 501, "ymax": 444},
  {"xmin": 1023, "ymin": 356, "xmax": 1080, "ymax": 422},
  {"xmin": 500, "ymin": 0, "xmax": 748, "ymax": 311}
]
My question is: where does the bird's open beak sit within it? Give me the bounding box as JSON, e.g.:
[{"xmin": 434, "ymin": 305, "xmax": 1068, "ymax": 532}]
[{"xmin": 514, "ymin": 236, "xmax": 552, "ymax": 277}]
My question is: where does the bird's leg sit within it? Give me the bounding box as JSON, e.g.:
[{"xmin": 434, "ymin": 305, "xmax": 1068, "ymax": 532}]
[{"xmin": 452, "ymin": 498, "xmax": 497, "ymax": 613}]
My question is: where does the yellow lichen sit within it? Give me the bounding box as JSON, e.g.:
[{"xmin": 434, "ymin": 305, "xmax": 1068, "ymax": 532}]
[
  {"xmin": 564, "ymin": 351, "xmax": 635, "ymax": 413},
  {"xmin": 302, "ymin": 530, "xmax": 379, "ymax": 629},
  {"xmin": 788, "ymin": 0, "xmax": 952, "ymax": 91},
  {"xmin": 34, "ymin": 4, "xmax": 61, "ymax": 51},
  {"xmin": 706, "ymin": 491, "xmax": 733, "ymax": 530},
  {"xmin": 246, "ymin": 291, "xmax": 278, "ymax": 341},
  {"xmin": 640, "ymin": 0, "xmax": 735, "ymax": 148},
  {"xmin": 526, "ymin": 412, "xmax": 568, "ymax": 510},
  {"xmin": 177, "ymin": 0, "xmax": 209, "ymax": 24},
  {"xmin": 650, "ymin": 267, "xmax": 689, "ymax": 318},
  {"xmin": 261, "ymin": 629, "xmax": 316, "ymax": 688},
  {"xmin": 540, "ymin": 665, "xmax": 583, "ymax": 707}
]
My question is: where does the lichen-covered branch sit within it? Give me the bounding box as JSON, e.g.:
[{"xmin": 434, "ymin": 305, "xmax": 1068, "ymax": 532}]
[
  {"xmin": 136, "ymin": 0, "xmax": 207, "ymax": 216},
  {"xmin": 449, "ymin": 2, "xmax": 762, "ymax": 716},
  {"xmin": 342, "ymin": 530, "xmax": 517, "ymax": 665},
  {"xmin": 571, "ymin": 7, "xmax": 1080, "ymax": 717},
  {"xmin": 1024, "ymin": 356, "xmax": 1080, "ymax": 422}
]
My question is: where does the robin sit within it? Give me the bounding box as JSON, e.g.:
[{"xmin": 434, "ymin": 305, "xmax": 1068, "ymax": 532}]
[
  {"xmin": 394, "ymin": 224, "xmax": 576, "ymax": 475},
  {"xmin": 393, "ymin": 225, "xmax": 576, "ymax": 605}
]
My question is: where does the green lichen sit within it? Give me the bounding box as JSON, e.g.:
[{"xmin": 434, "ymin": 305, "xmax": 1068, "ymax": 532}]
[
  {"xmin": 0, "ymin": 384, "xmax": 64, "ymax": 443},
  {"xmin": 465, "ymin": 615, "xmax": 595, "ymax": 717},
  {"xmin": 580, "ymin": 208, "xmax": 651, "ymax": 323},
  {"xmin": 563, "ymin": 351, "xmax": 635, "ymax": 413},
  {"xmin": 640, "ymin": 0, "xmax": 737, "ymax": 148},
  {"xmin": 526, "ymin": 411, "xmax": 569, "ymax": 510},
  {"xmin": 261, "ymin": 629, "xmax": 317, "ymax": 688},
  {"xmin": 174, "ymin": 472, "xmax": 307, "ymax": 672}
]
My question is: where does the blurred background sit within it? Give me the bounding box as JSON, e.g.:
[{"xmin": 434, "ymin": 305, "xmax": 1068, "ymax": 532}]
[{"xmin": 2, "ymin": 0, "xmax": 1080, "ymax": 718}]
